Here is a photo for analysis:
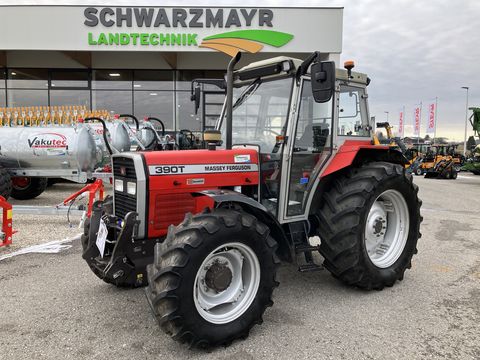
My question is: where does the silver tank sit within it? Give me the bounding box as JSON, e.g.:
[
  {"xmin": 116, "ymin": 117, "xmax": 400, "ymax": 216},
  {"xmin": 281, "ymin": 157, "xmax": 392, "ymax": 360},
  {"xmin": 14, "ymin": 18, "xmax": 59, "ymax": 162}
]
[
  {"xmin": 0, "ymin": 124, "xmax": 97, "ymax": 173},
  {"xmin": 88, "ymin": 121, "xmax": 131, "ymax": 165}
]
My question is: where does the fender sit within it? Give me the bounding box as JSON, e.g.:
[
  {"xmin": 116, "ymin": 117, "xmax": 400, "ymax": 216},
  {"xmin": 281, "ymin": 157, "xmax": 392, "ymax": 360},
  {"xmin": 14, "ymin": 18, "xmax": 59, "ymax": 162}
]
[
  {"xmin": 194, "ymin": 189, "xmax": 294, "ymax": 262},
  {"xmin": 321, "ymin": 140, "xmax": 407, "ymax": 178}
]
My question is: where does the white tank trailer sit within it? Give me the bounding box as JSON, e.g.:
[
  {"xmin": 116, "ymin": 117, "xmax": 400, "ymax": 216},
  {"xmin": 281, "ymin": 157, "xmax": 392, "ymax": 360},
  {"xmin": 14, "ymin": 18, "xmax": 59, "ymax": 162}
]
[
  {"xmin": 0, "ymin": 119, "xmax": 132, "ymax": 183},
  {"xmin": 0, "ymin": 115, "xmax": 164, "ymax": 200}
]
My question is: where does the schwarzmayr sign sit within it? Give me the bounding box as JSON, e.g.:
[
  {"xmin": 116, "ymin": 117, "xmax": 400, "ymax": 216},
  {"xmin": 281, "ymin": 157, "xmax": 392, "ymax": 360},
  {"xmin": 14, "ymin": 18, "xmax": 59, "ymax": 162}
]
[{"xmin": 84, "ymin": 7, "xmax": 293, "ymax": 55}]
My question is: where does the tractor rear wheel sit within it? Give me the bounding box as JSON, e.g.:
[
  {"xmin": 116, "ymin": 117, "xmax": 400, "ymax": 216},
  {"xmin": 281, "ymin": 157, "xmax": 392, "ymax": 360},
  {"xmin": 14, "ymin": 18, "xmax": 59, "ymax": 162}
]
[
  {"xmin": 146, "ymin": 208, "xmax": 279, "ymax": 348},
  {"xmin": 316, "ymin": 162, "xmax": 422, "ymax": 290},
  {"xmin": 10, "ymin": 177, "xmax": 48, "ymax": 200},
  {"xmin": 0, "ymin": 167, "xmax": 12, "ymax": 200}
]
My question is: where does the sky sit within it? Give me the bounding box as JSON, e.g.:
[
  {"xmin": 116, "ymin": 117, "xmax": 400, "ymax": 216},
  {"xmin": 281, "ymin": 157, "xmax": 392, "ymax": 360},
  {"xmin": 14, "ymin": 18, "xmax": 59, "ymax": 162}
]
[{"xmin": 4, "ymin": 0, "xmax": 480, "ymax": 141}]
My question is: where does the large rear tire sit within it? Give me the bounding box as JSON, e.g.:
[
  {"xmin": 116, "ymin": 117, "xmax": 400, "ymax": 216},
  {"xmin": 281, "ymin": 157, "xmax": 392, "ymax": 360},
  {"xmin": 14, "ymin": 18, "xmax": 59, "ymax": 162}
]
[
  {"xmin": 316, "ymin": 162, "xmax": 422, "ymax": 290},
  {"xmin": 0, "ymin": 167, "xmax": 12, "ymax": 200},
  {"xmin": 146, "ymin": 208, "xmax": 279, "ymax": 348},
  {"xmin": 10, "ymin": 177, "xmax": 48, "ymax": 200}
]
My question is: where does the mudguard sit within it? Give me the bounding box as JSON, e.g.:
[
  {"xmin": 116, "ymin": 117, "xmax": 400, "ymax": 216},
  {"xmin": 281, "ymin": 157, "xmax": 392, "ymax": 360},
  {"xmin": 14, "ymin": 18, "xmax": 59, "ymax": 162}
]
[{"xmin": 194, "ymin": 189, "xmax": 294, "ymax": 262}]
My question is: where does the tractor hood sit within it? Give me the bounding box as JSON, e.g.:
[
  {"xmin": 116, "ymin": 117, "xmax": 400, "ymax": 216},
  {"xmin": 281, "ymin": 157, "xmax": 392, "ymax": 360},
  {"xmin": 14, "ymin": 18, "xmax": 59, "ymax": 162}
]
[{"xmin": 143, "ymin": 148, "xmax": 259, "ymax": 190}]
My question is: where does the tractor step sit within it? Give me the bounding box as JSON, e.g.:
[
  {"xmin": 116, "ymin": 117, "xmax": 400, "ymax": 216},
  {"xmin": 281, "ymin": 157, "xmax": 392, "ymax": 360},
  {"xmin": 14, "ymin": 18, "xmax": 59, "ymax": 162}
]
[
  {"xmin": 298, "ymin": 263, "xmax": 324, "ymax": 272},
  {"xmin": 295, "ymin": 244, "xmax": 321, "ymax": 254}
]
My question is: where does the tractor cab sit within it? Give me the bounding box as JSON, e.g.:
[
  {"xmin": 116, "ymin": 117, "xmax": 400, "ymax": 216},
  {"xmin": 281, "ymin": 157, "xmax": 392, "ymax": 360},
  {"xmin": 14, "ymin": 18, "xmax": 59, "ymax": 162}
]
[{"xmin": 214, "ymin": 55, "xmax": 372, "ymax": 220}]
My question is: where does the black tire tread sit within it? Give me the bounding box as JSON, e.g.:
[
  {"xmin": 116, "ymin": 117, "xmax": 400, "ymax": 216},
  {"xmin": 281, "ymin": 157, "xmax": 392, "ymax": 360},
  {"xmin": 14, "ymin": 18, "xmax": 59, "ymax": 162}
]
[
  {"xmin": 317, "ymin": 162, "xmax": 422, "ymax": 290},
  {"xmin": 11, "ymin": 177, "xmax": 48, "ymax": 200},
  {"xmin": 0, "ymin": 167, "xmax": 12, "ymax": 200},
  {"xmin": 146, "ymin": 208, "xmax": 279, "ymax": 349}
]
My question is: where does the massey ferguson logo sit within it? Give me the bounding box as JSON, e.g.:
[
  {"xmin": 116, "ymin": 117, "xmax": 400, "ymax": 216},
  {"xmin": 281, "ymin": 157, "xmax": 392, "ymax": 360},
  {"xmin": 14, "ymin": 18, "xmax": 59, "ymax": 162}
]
[{"xmin": 27, "ymin": 133, "xmax": 68, "ymax": 149}]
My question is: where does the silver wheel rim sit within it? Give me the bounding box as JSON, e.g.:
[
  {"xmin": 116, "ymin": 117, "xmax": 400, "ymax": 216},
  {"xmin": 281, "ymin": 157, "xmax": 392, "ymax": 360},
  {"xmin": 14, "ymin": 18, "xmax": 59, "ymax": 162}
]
[
  {"xmin": 193, "ymin": 242, "xmax": 261, "ymax": 324},
  {"xmin": 364, "ymin": 190, "xmax": 410, "ymax": 268}
]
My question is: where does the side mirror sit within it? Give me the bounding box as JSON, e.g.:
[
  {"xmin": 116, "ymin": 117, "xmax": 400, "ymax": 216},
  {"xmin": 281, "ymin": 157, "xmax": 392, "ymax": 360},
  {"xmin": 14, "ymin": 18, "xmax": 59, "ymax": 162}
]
[
  {"xmin": 310, "ymin": 61, "xmax": 335, "ymax": 103},
  {"xmin": 190, "ymin": 86, "xmax": 201, "ymax": 115}
]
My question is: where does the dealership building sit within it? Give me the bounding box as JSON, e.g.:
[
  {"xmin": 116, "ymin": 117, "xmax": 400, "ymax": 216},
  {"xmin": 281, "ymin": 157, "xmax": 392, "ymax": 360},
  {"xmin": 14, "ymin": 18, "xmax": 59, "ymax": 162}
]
[{"xmin": 0, "ymin": 4, "xmax": 343, "ymax": 131}]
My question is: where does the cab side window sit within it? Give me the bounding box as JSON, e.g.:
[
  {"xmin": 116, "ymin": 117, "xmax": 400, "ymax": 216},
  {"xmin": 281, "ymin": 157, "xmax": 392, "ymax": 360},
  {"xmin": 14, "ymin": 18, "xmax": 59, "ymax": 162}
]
[{"xmin": 338, "ymin": 86, "xmax": 369, "ymax": 137}]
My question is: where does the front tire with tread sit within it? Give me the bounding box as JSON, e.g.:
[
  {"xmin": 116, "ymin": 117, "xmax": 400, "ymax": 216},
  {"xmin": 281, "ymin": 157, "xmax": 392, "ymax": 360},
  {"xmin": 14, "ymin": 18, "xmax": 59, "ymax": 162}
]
[{"xmin": 146, "ymin": 208, "xmax": 279, "ymax": 349}]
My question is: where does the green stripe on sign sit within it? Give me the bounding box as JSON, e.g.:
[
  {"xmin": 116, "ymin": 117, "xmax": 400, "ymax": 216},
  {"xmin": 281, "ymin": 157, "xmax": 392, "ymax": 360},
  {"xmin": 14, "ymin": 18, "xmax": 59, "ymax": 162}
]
[{"xmin": 203, "ymin": 30, "xmax": 293, "ymax": 47}]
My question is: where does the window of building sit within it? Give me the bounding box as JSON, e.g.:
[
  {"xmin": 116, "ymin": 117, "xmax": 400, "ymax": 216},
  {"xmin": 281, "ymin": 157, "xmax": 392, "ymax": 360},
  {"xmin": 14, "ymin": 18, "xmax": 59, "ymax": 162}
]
[
  {"xmin": 133, "ymin": 70, "xmax": 173, "ymax": 91},
  {"xmin": 177, "ymin": 91, "xmax": 202, "ymax": 131},
  {"xmin": 50, "ymin": 90, "xmax": 90, "ymax": 108},
  {"xmin": 7, "ymin": 89, "xmax": 48, "ymax": 107},
  {"xmin": 0, "ymin": 68, "xmax": 5, "ymax": 88},
  {"xmin": 176, "ymin": 70, "xmax": 224, "ymax": 91},
  {"xmin": 134, "ymin": 90, "xmax": 174, "ymax": 130},
  {"xmin": 92, "ymin": 69, "xmax": 132, "ymax": 90},
  {"xmin": 7, "ymin": 69, "xmax": 48, "ymax": 89},
  {"xmin": 0, "ymin": 69, "xmax": 5, "ymax": 106},
  {"xmin": 50, "ymin": 70, "xmax": 89, "ymax": 88},
  {"xmin": 92, "ymin": 90, "xmax": 132, "ymax": 114}
]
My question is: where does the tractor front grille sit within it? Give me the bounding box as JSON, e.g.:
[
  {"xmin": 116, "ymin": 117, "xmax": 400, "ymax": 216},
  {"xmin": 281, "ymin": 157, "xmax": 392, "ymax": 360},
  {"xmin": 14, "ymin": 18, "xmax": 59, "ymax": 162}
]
[
  {"xmin": 112, "ymin": 156, "xmax": 137, "ymax": 219},
  {"xmin": 114, "ymin": 192, "xmax": 137, "ymax": 219}
]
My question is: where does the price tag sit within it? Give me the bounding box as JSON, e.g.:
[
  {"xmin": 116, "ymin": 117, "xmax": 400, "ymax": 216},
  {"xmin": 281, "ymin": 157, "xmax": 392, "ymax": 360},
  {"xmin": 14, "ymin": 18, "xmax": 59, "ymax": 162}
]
[{"xmin": 96, "ymin": 219, "xmax": 108, "ymax": 257}]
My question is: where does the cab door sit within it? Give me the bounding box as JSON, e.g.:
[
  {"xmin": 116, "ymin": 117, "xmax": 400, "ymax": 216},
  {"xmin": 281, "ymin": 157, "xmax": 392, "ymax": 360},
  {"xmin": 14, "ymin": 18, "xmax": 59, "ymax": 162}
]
[{"xmin": 281, "ymin": 77, "xmax": 334, "ymax": 220}]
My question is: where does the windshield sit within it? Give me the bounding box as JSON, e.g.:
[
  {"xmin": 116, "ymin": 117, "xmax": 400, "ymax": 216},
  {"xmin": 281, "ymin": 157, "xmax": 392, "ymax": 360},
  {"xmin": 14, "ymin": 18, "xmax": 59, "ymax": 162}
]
[{"xmin": 221, "ymin": 77, "xmax": 293, "ymax": 153}]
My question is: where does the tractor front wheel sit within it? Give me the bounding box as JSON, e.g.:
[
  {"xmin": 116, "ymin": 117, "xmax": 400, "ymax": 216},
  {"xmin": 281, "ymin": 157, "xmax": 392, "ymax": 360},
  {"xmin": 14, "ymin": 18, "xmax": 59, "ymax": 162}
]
[
  {"xmin": 316, "ymin": 162, "xmax": 422, "ymax": 290},
  {"xmin": 146, "ymin": 208, "xmax": 279, "ymax": 348}
]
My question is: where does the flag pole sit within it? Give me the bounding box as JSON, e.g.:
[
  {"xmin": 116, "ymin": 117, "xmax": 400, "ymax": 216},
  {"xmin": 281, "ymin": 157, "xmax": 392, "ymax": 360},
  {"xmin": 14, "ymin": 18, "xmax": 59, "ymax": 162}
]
[
  {"xmin": 418, "ymin": 101, "xmax": 422, "ymax": 144},
  {"xmin": 402, "ymin": 105, "xmax": 405, "ymax": 138}
]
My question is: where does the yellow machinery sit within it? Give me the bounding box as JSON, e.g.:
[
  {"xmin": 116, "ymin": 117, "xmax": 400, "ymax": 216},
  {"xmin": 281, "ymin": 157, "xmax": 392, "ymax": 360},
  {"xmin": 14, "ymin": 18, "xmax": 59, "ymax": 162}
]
[{"xmin": 414, "ymin": 146, "xmax": 457, "ymax": 179}]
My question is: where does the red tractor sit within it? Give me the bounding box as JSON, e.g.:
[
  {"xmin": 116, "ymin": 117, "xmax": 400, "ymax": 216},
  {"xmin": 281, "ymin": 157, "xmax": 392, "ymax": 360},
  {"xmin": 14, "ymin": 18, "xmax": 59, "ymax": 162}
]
[{"xmin": 81, "ymin": 52, "xmax": 422, "ymax": 348}]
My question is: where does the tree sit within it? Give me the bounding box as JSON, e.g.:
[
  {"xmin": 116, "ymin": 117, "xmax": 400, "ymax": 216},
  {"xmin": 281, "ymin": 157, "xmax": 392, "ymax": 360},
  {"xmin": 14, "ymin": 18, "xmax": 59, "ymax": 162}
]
[{"xmin": 467, "ymin": 136, "xmax": 476, "ymax": 152}]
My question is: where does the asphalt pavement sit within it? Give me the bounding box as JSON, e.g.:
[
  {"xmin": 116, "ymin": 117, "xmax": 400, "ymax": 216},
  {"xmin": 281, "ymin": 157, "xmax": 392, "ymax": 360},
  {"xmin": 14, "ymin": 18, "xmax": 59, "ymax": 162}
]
[{"xmin": 1, "ymin": 174, "xmax": 479, "ymax": 360}]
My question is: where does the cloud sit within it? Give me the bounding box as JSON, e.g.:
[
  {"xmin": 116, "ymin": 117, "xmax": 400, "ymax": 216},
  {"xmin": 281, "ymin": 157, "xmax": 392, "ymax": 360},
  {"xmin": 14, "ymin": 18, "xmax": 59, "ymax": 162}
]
[{"xmin": 7, "ymin": 0, "xmax": 480, "ymax": 141}]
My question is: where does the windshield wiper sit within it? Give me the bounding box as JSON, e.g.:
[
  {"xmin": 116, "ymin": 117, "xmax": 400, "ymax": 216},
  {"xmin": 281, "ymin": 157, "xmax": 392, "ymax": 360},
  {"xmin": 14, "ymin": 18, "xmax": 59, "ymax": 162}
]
[{"xmin": 232, "ymin": 78, "xmax": 262, "ymax": 110}]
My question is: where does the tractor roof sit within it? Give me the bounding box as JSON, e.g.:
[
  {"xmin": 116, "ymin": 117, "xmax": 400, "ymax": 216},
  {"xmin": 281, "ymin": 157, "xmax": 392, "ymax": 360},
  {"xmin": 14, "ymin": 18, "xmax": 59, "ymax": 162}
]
[{"xmin": 236, "ymin": 56, "xmax": 369, "ymax": 85}]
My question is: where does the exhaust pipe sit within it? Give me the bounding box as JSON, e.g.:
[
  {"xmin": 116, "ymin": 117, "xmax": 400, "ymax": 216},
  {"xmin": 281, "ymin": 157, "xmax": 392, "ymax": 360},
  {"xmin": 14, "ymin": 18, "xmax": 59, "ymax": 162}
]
[{"xmin": 225, "ymin": 52, "xmax": 242, "ymax": 150}]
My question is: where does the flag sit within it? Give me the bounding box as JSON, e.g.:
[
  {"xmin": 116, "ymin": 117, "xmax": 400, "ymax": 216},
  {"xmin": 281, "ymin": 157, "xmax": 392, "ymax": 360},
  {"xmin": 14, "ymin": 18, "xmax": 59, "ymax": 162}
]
[
  {"xmin": 427, "ymin": 103, "xmax": 435, "ymax": 133},
  {"xmin": 414, "ymin": 107, "xmax": 421, "ymax": 136},
  {"xmin": 399, "ymin": 110, "xmax": 404, "ymax": 137}
]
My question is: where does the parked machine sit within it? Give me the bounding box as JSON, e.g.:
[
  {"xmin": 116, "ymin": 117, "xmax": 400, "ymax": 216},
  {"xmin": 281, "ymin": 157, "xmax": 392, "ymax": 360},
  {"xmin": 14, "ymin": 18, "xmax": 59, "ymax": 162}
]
[
  {"xmin": 462, "ymin": 107, "xmax": 480, "ymax": 175},
  {"xmin": 80, "ymin": 53, "xmax": 422, "ymax": 348},
  {"xmin": 410, "ymin": 145, "xmax": 457, "ymax": 179},
  {"xmin": 0, "ymin": 112, "xmax": 188, "ymax": 200},
  {"xmin": 0, "ymin": 118, "xmax": 128, "ymax": 200}
]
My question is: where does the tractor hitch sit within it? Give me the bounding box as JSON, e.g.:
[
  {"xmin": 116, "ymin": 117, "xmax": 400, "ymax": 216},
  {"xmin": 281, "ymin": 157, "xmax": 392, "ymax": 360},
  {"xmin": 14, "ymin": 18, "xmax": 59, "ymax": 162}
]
[{"xmin": 83, "ymin": 200, "xmax": 155, "ymax": 287}]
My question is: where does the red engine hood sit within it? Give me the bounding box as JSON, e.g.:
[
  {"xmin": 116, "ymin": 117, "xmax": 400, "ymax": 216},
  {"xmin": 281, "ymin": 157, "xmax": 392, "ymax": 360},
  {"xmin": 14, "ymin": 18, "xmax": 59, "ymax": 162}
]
[
  {"xmin": 143, "ymin": 148, "xmax": 259, "ymax": 190},
  {"xmin": 143, "ymin": 148, "xmax": 258, "ymax": 166}
]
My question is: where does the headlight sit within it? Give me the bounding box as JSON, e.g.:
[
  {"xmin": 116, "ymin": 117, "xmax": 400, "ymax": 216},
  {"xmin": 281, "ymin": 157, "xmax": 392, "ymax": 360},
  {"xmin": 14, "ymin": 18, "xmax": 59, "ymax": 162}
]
[
  {"xmin": 114, "ymin": 179, "xmax": 123, "ymax": 192},
  {"xmin": 127, "ymin": 181, "xmax": 136, "ymax": 195}
]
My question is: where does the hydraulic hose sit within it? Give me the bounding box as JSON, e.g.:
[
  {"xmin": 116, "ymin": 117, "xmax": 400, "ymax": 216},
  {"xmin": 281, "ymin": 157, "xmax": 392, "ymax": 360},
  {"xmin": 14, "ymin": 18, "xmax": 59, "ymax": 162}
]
[
  {"xmin": 84, "ymin": 117, "xmax": 113, "ymax": 155},
  {"xmin": 118, "ymin": 114, "xmax": 139, "ymax": 131},
  {"xmin": 146, "ymin": 117, "xmax": 165, "ymax": 136}
]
